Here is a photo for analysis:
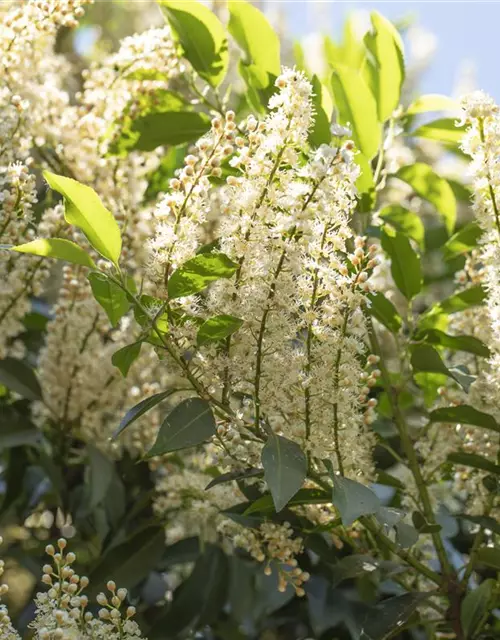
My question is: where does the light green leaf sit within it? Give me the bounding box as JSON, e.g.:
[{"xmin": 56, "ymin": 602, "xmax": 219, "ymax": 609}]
[
  {"xmin": 367, "ymin": 292, "xmax": 402, "ymax": 333},
  {"xmin": 112, "ymin": 341, "xmax": 142, "ymax": 378},
  {"xmin": 331, "ymin": 64, "xmax": 381, "ymax": 159},
  {"xmin": 0, "ymin": 358, "xmax": 42, "ymax": 401},
  {"xmin": 381, "ymin": 225, "xmax": 422, "ymax": 299},
  {"xmin": 443, "ymin": 223, "xmax": 482, "ymax": 260},
  {"xmin": 146, "ymin": 397, "xmax": 216, "ymax": 456},
  {"xmin": 395, "ymin": 163, "xmax": 456, "ymax": 234},
  {"xmin": 88, "ymin": 273, "xmax": 130, "ymax": 327},
  {"xmin": 261, "ymin": 432, "xmax": 307, "ymax": 512},
  {"xmin": 309, "ymin": 75, "xmax": 332, "ymax": 147},
  {"xmin": 12, "ymin": 238, "xmax": 96, "ymax": 269},
  {"xmin": 228, "ymin": 0, "xmax": 280, "ymax": 78},
  {"xmin": 197, "ymin": 315, "xmax": 243, "ymax": 346},
  {"xmin": 461, "ymin": 579, "xmax": 495, "ymax": 639},
  {"xmin": 406, "ymin": 94, "xmax": 459, "ymax": 115},
  {"xmin": 429, "ymin": 405, "xmax": 500, "ymax": 434},
  {"xmin": 355, "ymin": 152, "xmax": 376, "ymax": 212},
  {"xmin": 113, "ymin": 389, "xmax": 181, "ymax": 440},
  {"xmin": 437, "ymin": 286, "xmax": 487, "ymax": 314},
  {"xmin": 331, "ymin": 476, "xmax": 381, "ymax": 526},
  {"xmin": 410, "ymin": 118, "xmax": 466, "ymax": 145},
  {"xmin": 379, "ymin": 205, "xmax": 425, "ymax": 248},
  {"xmin": 159, "ymin": 0, "xmax": 228, "ymax": 86},
  {"xmin": 168, "ymin": 252, "xmax": 238, "ymax": 299},
  {"xmin": 43, "ymin": 171, "xmax": 121, "ymax": 266},
  {"xmin": 363, "ymin": 12, "xmax": 405, "ymax": 122}
]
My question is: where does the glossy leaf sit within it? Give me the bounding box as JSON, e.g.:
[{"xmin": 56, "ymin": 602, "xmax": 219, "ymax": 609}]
[
  {"xmin": 331, "ymin": 476, "xmax": 381, "ymax": 526},
  {"xmin": 379, "ymin": 205, "xmax": 425, "ymax": 248},
  {"xmin": 332, "ymin": 554, "xmax": 380, "ymax": 587},
  {"xmin": 88, "ymin": 273, "xmax": 130, "ymax": 327},
  {"xmin": 0, "ymin": 358, "xmax": 42, "ymax": 401},
  {"xmin": 367, "ymin": 292, "xmax": 402, "ymax": 333},
  {"xmin": 168, "ymin": 252, "xmax": 238, "ymax": 299},
  {"xmin": 406, "ymin": 94, "xmax": 458, "ymax": 115},
  {"xmin": 360, "ymin": 593, "xmax": 429, "ymax": 640},
  {"xmin": 197, "ymin": 314, "xmax": 243, "ymax": 346},
  {"xmin": 121, "ymin": 111, "xmax": 211, "ymax": 152},
  {"xmin": 44, "ymin": 171, "xmax": 121, "ymax": 266},
  {"xmin": 111, "ymin": 341, "xmax": 142, "ymax": 378},
  {"xmin": 381, "ymin": 225, "xmax": 422, "ymax": 300},
  {"xmin": 113, "ymin": 389, "xmax": 181, "ymax": 440},
  {"xmin": 461, "ymin": 579, "xmax": 495, "ymax": 639},
  {"xmin": 395, "ymin": 164, "xmax": 456, "ymax": 235},
  {"xmin": 448, "ymin": 452, "xmax": 500, "ymax": 476},
  {"xmin": 12, "ymin": 238, "xmax": 96, "ymax": 269},
  {"xmin": 443, "ymin": 222, "xmax": 482, "ymax": 260},
  {"xmin": 411, "ymin": 118, "xmax": 466, "ymax": 145},
  {"xmin": 159, "ymin": 0, "xmax": 228, "ymax": 86},
  {"xmin": 146, "ymin": 397, "xmax": 216, "ymax": 457},
  {"xmin": 244, "ymin": 488, "xmax": 330, "ymax": 515},
  {"xmin": 416, "ymin": 329, "xmax": 490, "ymax": 358},
  {"xmin": 430, "ymin": 405, "xmax": 500, "ymax": 433},
  {"xmin": 331, "ymin": 64, "xmax": 381, "ymax": 159},
  {"xmin": 261, "ymin": 432, "xmax": 307, "ymax": 512}
]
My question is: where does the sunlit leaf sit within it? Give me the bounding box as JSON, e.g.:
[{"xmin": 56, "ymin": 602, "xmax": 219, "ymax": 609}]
[
  {"xmin": 12, "ymin": 238, "xmax": 96, "ymax": 269},
  {"xmin": 197, "ymin": 314, "xmax": 243, "ymax": 346},
  {"xmin": 406, "ymin": 94, "xmax": 459, "ymax": 115},
  {"xmin": 168, "ymin": 252, "xmax": 238, "ymax": 299}
]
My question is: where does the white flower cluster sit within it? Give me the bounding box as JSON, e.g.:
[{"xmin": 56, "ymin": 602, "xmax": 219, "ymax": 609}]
[{"xmin": 0, "ymin": 537, "xmax": 20, "ymax": 640}]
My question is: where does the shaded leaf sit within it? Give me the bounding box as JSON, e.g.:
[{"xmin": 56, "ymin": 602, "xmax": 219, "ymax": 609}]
[
  {"xmin": 114, "ymin": 389, "xmax": 180, "ymax": 440},
  {"xmin": 332, "ymin": 554, "xmax": 380, "ymax": 587},
  {"xmin": 88, "ymin": 273, "xmax": 130, "ymax": 327},
  {"xmin": 416, "ymin": 329, "xmax": 490, "ymax": 358},
  {"xmin": 411, "ymin": 118, "xmax": 466, "ymax": 145},
  {"xmin": 395, "ymin": 523, "xmax": 419, "ymax": 549},
  {"xmin": 360, "ymin": 593, "xmax": 429, "ymax": 640},
  {"xmin": 111, "ymin": 341, "xmax": 142, "ymax": 378},
  {"xmin": 309, "ymin": 75, "xmax": 332, "ymax": 147},
  {"xmin": 476, "ymin": 547, "xmax": 500, "ymax": 570},
  {"xmin": 461, "ymin": 579, "xmax": 495, "ymax": 639},
  {"xmin": 448, "ymin": 452, "xmax": 500, "ymax": 476},
  {"xmin": 205, "ymin": 467, "xmax": 263, "ymax": 491},
  {"xmin": 0, "ymin": 358, "xmax": 42, "ymax": 401},
  {"xmin": 261, "ymin": 432, "xmax": 307, "ymax": 512},
  {"xmin": 244, "ymin": 488, "xmax": 330, "ymax": 515},
  {"xmin": 429, "ymin": 405, "xmax": 500, "ymax": 434},
  {"xmin": 381, "ymin": 224, "xmax": 422, "ymax": 299},
  {"xmin": 122, "ymin": 111, "xmax": 211, "ymax": 152},
  {"xmin": 443, "ymin": 222, "xmax": 482, "ymax": 260},
  {"xmin": 367, "ymin": 292, "xmax": 402, "ymax": 333},
  {"xmin": 87, "ymin": 445, "xmax": 114, "ymax": 510},
  {"xmin": 331, "ymin": 476, "xmax": 381, "ymax": 526}
]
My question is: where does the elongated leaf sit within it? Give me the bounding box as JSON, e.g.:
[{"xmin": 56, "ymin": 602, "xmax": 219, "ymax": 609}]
[
  {"xmin": 443, "ymin": 222, "xmax": 482, "ymax": 260},
  {"xmin": 364, "ymin": 12, "xmax": 405, "ymax": 122},
  {"xmin": 146, "ymin": 397, "xmax": 216, "ymax": 457},
  {"xmin": 379, "ymin": 205, "xmax": 425, "ymax": 248},
  {"xmin": 87, "ymin": 445, "xmax": 114, "ymax": 510},
  {"xmin": 159, "ymin": 0, "xmax": 228, "ymax": 86},
  {"xmin": 112, "ymin": 341, "xmax": 142, "ymax": 378},
  {"xmin": 417, "ymin": 329, "xmax": 490, "ymax": 358},
  {"xmin": 113, "ymin": 389, "xmax": 180, "ymax": 440},
  {"xmin": 448, "ymin": 452, "xmax": 500, "ymax": 476},
  {"xmin": 331, "ymin": 64, "xmax": 381, "ymax": 159},
  {"xmin": 332, "ymin": 554, "xmax": 380, "ymax": 587},
  {"xmin": 367, "ymin": 292, "xmax": 402, "ymax": 333},
  {"xmin": 331, "ymin": 476, "xmax": 381, "ymax": 526},
  {"xmin": 460, "ymin": 514, "xmax": 500, "ymax": 537},
  {"xmin": 381, "ymin": 225, "xmax": 422, "ymax": 299},
  {"xmin": 197, "ymin": 314, "xmax": 243, "ymax": 346},
  {"xmin": 205, "ymin": 467, "xmax": 263, "ymax": 491},
  {"xmin": 411, "ymin": 118, "xmax": 466, "ymax": 145},
  {"xmin": 0, "ymin": 358, "xmax": 42, "ymax": 401},
  {"xmin": 43, "ymin": 171, "xmax": 121, "ymax": 266},
  {"xmin": 12, "ymin": 238, "xmax": 96, "ymax": 269},
  {"xmin": 261, "ymin": 433, "xmax": 307, "ymax": 512},
  {"xmin": 310, "ymin": 75, "xmax": 332, "ymax": 147},
  {"xmin": 406, "ymin": 94, "xmax": 458, "ymax": 115},
  {"xmin": 228, "ymin": 0, "xmax": 280, "ymax": 77},
  {"xmin": 476, "ymin": 548, "xmax": 500, "ymax": 570},
  {"xmin": 430, "ymin": 405, "xmax": 500, "ymax": 433},
  {"xmin": 88, "ymin": 273, "xmax": 130, "ymax": 327},
  {"xmin": 360, "ymin": 593, "xmax": 429, "ymax": 640},
  {"xmin": 244, "ymin": 488, "xmax": 330, "ymax": 515},
  {"xmin": 411, "ymin": 345, "xmax": 468, "ymax": 388},
  {"xmin": 395, "ymin": 164, "xmax": 456, "ymax": 235},
  {"xmin": 461, "ymin": 579, "xmax": 495, "ymax": 639},
  {"xmin": 355, "ymin": 152, "xmax": 376, "ymax": 212},
  {"xmin": 424, "ymin": 286, "xmax": 487, "ymax": 320},
  {"xmin": 168, "ymin": 252, "xmax": 238, "ymax": 299},
  {"xmin": 124, "ymin": 111, "xmax": 211, "ymax": 152}
]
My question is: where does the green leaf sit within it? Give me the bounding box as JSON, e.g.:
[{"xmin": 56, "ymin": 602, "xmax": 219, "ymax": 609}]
[
  {"xmin": 379, "ymin": 205, "xmax": 425, "ymax": 248},
  {"xmin": 87, "ymin": 445, "xmax": 114, "ymax": 510},
  {"xmin": 0, "ymin": 358, "xmax": 42, "ymax": 401},
  {"xmin": 88, "ymin": 273, "xmax": 130, "ymax": 327},
  {"xmin": 460, "ymin": 514, "xmax": 500, "ymax": 537},
  {"xmin": 430, "ymin": 405, "xmax": 500, "ymax": 434},
  {"xmin": 331, "ymin": 476, "xmax": 381, "ymax": 526},
  {"xmin": 461, "ymin": 579, "xmax": 495, "ymax": 639},
  {"xmin": 395, "ymin": 523, "xmax": 419, "ymax": 549},
  {"xmin": 43, "ymin": 171, "xmax": 121, "ymax": 266},
  {"xmin": 411, "ymin": 345, "xmax": 466, "ymax": 387},
  {"xmin": 197, "ymin": 314, "xmax": 243, "ymax": 346},
  {"xmin": 146, "ymin": 397, "xmax": 216, "ymax": 457},
  {"xmin": 111, "ymin": 341, "xmax": 142, "ymax": 378},
  {"xmin": 410, "ymin": 118, "xmax": 466, "ymax": 145},
  {"xmin": 406, "ymin": 94, "xmax": 458, "ymax": 115},
  {"xmin": 168, "ymin": 252, "xmax": 238, "ymax": 299},
  {"xmin": 309, "ymin": 75, "xmax": 332, "ymax": 147},
  {"xmin": 443, "ymin": 223, "xmax": 482, "ymax": 260},
  {"xmin": 113, "ymin": 389, "xmax": 181, "ymax": 440},
  {"xmin": 332, "ymin": 554, "xmax": 381, "ymax": 587},
  {"xmin": 331, "ymin": 64, "xmax": 381, "ymax": 159},
  {"xmin": 228, "ymin": 0, "xmax": 280, "ymax": 77},
  {"xmin": 159, "ymin": 0, "xmax": 228, "ymax": 86},
  {"xmin": 205, "ymin": 468, "xmax": 264, "ymax": 491},
  {"xmin": 360, "ymin": 593, "xmax": 429, "ymax": 640},
  {"xmin": 424, "ymin": 286, "xmax": 487, "ymax": 320},
  {"xmin": 355, "ymin": 152, "xmax": 376, "ymax": 213},
  {"xmin": 366, "ymin": 292, "xmax": 402, "ymax": 333},
  {"xmin": 476, "ymin": 548, "xmax": 500, "ymax": 570},
  {"xmin": 12, "ymin": 238, "xmax": 96, "ymax": 269},
  {"xmin": 416, "ymin": 329, "xmax": 490, "ymax": 358},
  {"xmin": 244, "ymin": 488, "xmax": 330, "ymax": 515},
  {"xmin": 448, "ymin": 452, "xmax": 500, "ymax": 476},
  {"xmin": 363, "ymin": 12, "xmax": 405, "ymax": 122},
  {"xmin": 120, "ymin": 111, "xmax": 211, "ymax": 152},
  {"xmin": 261, "ymin": 432, "xmax": 307, "ymax": 512},
  {"xmin": 381, "ymin": 225, "xmax": 422, "ymax": 299},
  {"xmin": 395, "ymin": 164, "xmax": 456, "ymax": 235}
]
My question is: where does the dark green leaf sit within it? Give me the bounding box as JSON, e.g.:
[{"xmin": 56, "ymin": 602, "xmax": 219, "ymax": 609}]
[
  {"xmin": 113, "ymin": 389, "xmax": 181, "ymax": 440},
  {"xmin": 416, "ymin": 329, "xmax": 490, "ymax": 358},
  {"xmin": 146, "ymin": 397, "xmax": 216, "ymax": 456},
  {"xmin": 332, "ymin": 554, "xmax": 380, "ymax": 587},
  {"xmin": 395, "ymin": 164, "xmax": 456, "ymax": 235},
  {"xmin": 367, "ymin": 292, "xmax": 402, "ymax": 333},
  {"xmin": 87, "ymin": 445, "xmax": 114, "ymax": 510},
  {"xmin": 159, "ymin": 0, "xmax": 228, "ymax": 86},
  {"xmin": 244, "ymin": 488, "xmax": 330, "ymax": 515},
  {"xmin": 111, "ymin": 341, "xmax": 142, "ymax": 378},
  {"xmin": 411, "ymin": 345, "xmax": 458, "ymax": 383},
  {"xmin": 205, "ymin": 467, "xmax": 263, "ymax": 491},
  {"xmin": 448, "ymin": 452, "xmax": 500, "ymax": 476},
  {"xmin": 0, "ymin": 358, "xmax": 42, "ymax": 401},
  {"xmin": 88, "ymin": 273, "xmax": 130, "ymax": 327},
  {"xmin": 381, "ymin": 224, "xmax": 422, "ymax": 299},
  {"xmin": 443, "ymin": 222, "xmax": 482, "ymax": 260},
  {"xmin": 12, "ymin": 238, "xmax": 96, "ymax": 269},
  {"xmin": 123, "ymin": 111, "xmax": 211, "ymax": 152},
  {"xmin": 476, "ymin": 547, "xmax": 500, "ymax": 570},
  {"xmin": 461, "ymin": 579, "xmax": 495, "ymax": 639},
  {"xmin": 331, "ymin": 476, "xmax": 381, "ymax": 526},
  {"xmin": 395, "ymin": 523, "xmax": 419, "ymax": 549},
  {"xmin": 460, "ymin": 514, "xmax": 500, "ymax": 537},
  {"xmin": 379, "ymin": 205, "xmax": 425, "ymax": 248},
  {"xmin": 429, "ymin": 405, "xmax": 500, "ymax": 434},
  {"xmin": 197, "ymin": 314, "xmax": 243, "ymax": 345},
  {"xmin": 168, "ymin": 252, "xmax": 238, "ymax": 299},
  {"xmin": 360, "ymin": 593, "xmax": 429, "ymax": 640},
  {"xmin": 261, "ymin": 432, "xmax": 307, "ymax": 512}
]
